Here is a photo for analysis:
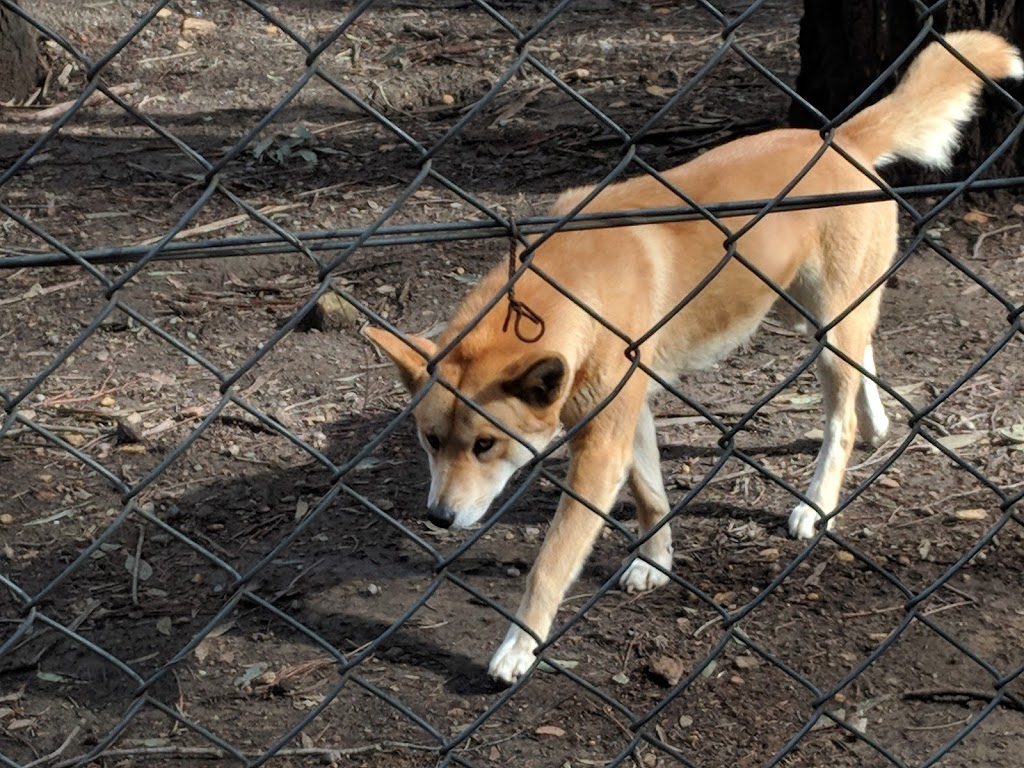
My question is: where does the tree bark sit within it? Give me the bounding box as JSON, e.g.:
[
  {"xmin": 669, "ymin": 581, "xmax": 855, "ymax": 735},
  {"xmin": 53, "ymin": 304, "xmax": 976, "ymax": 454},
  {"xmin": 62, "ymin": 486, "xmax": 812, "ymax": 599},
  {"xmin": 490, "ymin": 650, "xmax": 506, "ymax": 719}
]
[
  {"xmin": 0, "ymin": 2, "xmax": 41, "ymax": 104},
  {"xmin": 790, "ymin": 0, "xmax": 1024, "ymax": 180}
]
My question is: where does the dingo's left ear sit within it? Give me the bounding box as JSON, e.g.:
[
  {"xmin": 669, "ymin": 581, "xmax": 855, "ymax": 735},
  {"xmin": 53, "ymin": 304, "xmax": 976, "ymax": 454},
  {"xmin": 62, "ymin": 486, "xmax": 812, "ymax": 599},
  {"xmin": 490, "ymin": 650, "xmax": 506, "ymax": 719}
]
[
  {"xmin": 363, "ymin": 326, "xmax": 437, "ymax": 394},
  {"xmin": 502, "ymin": 355, "xmax": 566, "ymax": 408}
]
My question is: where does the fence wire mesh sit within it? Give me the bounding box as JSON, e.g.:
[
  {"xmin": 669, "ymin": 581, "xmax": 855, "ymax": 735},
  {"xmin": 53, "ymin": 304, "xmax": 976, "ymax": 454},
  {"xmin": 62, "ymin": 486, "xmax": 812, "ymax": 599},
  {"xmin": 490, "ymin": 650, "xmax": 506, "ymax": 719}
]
[{"xmin": 1, "ymin": 1, "xmax": 1023, "ymax": 767}]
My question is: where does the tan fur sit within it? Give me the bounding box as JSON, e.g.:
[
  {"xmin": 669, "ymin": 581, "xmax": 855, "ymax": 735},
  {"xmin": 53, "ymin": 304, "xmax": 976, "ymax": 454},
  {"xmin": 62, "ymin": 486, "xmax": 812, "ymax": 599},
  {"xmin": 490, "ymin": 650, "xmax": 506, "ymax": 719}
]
[{"xmin": 364, "ymin": 32, "xmax": 1021, "ymax": 685}]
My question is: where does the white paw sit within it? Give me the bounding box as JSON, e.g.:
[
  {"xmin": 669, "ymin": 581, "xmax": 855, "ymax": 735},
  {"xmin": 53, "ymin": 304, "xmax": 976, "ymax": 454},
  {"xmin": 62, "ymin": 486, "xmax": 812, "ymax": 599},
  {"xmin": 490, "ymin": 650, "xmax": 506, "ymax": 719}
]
[
  {"xmin": 620, "ymin": 555, "xmax": 671, "ymax": 594},
  {"xmin": 788, "ymin": 503, "xmax": 833, "ymax": 540},
  {"xmin": 859, "ymin": 412, "xmax": 890, "ymax": 447},
  {"xmin": 487, "ymin": 629, "xmax": 538, "ymax": 685}
]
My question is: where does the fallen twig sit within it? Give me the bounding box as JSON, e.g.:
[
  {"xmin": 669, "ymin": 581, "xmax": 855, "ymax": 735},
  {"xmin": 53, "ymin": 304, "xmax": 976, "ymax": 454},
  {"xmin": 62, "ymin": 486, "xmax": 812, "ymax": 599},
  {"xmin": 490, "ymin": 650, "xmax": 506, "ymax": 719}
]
[
  {"xmin": 22, "ymin": 725, "xmax": 81, "ymax": 768},
  {"xmin": 135, "ymin": 204, "xmax": 305, "ymax": 246},
  {"xmin": 972, "ymin": 223, "xmax": 1021, "ymax": 261},
  {"xmin": 50, "ymin": 741, "xmax": 438, "ymax": 767},
  {"xmin": 903, "ymin": 687, "xmax": 1024, "ymax": 712},
  {"xmin": 12, "ymin": 83, "xmax": 140, "ymax": 122}
]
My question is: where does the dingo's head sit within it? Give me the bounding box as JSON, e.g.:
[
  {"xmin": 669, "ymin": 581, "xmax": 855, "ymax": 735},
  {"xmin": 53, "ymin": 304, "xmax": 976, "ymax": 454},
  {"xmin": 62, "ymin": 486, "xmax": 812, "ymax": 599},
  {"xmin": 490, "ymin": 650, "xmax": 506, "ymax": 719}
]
[{"xmin": 365, "ymin": 326, "xmax": 566, "ymax": 529}]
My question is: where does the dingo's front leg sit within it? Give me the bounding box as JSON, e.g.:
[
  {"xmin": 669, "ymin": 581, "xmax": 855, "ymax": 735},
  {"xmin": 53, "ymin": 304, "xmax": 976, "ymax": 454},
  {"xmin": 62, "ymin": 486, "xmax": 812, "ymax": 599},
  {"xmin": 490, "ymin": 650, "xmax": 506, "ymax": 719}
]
[
  {"xmin": 620, "ymin": 403, "xmax": 673, "ymax": 593},
  {"xmin": 488, "ymin": 434, "xmax": 633, "ymax": 685}
]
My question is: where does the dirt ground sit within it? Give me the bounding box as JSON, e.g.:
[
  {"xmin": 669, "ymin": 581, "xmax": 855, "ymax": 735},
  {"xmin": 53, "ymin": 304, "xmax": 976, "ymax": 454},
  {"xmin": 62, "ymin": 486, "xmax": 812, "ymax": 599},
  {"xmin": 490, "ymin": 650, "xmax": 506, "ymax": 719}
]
[{"xmin": 1, "ymin": 1, "xmax": 1023, "ymax": 767}]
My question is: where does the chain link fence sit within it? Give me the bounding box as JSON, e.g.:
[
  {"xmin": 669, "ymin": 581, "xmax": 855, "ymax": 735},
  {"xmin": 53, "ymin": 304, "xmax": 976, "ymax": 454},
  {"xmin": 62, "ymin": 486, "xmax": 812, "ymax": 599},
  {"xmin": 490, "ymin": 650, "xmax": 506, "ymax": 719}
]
[{"xmin": 2, "ymin": 0, "xmax": 1023, "ymax": 766}]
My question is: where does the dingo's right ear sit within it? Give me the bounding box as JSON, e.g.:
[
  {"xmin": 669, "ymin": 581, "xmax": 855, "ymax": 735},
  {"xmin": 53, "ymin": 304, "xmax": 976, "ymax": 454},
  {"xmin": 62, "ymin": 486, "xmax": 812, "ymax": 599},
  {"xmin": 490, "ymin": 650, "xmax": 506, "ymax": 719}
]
[{"xmin": 363, "ymin": 326, "xmax": 437, "ymax": 394}]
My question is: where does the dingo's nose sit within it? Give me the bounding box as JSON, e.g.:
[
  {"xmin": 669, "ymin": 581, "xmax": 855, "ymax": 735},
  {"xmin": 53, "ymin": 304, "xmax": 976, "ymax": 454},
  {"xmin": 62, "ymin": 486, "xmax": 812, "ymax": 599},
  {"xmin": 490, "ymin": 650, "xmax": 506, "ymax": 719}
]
[{"xmin": 427, "ymin": 504, "xmax": 455, "ymax": 529}]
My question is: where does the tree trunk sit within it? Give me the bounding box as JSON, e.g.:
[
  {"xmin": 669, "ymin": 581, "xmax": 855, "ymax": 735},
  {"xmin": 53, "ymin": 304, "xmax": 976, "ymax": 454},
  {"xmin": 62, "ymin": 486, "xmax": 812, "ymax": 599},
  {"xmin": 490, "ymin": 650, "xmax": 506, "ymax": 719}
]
[
  {"xmin": 790, "ymin": 0, "xmax": 1024, "ymax": 181},
  {"xmin": 0, "ymin": 2, "xmax": 41, "ymax": 104}
]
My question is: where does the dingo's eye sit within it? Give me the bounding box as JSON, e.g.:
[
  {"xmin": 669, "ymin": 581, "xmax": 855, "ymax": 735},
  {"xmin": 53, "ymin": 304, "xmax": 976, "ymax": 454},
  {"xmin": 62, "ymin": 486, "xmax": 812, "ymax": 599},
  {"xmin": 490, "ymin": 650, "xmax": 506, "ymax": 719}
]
[
  {"xmin": 473, "ymin": 437, "xmax": 495, "ymax": 456},
  {"xmin": 425, "ymin": 434, "xmax": 441, "ymax": 450}
]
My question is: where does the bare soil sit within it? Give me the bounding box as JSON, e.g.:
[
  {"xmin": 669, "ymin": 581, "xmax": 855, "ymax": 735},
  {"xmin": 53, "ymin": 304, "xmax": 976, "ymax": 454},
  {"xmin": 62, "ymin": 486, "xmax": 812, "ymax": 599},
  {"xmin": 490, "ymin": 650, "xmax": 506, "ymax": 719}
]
[{"xmin": 1, "ymin": 2, "xmax": 1023, "ymax": 767}]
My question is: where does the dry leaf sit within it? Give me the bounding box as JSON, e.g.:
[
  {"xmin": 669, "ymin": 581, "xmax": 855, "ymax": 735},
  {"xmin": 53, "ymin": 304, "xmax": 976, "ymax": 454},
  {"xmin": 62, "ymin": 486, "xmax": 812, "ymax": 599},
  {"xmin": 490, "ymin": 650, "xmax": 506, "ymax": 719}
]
[
  {"xmin": 194, "ymin": 639, "xmax": 211, "ymax": 663},
  {"xmin": 934, "ymin": 433, "xmax": 984, "ymax": 452},
  {"xmin": 963, "ymin": 209, "xmax": 991, "ymax": 225},
  {"xmin": 918, "ymin": 539, "xmax": 932, "ymax": 559},
  {"xmin": 125, "ymin": 555, "xmax": 153, "ymax": 581},
  {"xmin": 997, "ymin": 424, "xmax": 1024, "ymax": 443},
  {"xmin": 811, "ymin": 710, "xmax": 843, "ymax": 731},
  {"xmin": 645, "ymin": 84, "xmax": 675, "ymax": 98}
]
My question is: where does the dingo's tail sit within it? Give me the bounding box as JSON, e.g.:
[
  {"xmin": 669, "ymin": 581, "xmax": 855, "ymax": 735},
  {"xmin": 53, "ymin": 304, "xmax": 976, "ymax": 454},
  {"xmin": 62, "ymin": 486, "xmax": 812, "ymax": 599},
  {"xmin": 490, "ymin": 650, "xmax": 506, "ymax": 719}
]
[{"xmin": 837, "ymin": 31, "xmax": 1023, "ymax": 169}]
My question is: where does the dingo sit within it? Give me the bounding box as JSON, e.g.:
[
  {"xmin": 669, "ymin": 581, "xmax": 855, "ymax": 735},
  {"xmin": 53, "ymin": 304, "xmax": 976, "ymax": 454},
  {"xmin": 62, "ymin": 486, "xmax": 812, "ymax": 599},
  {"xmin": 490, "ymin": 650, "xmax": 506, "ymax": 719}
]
[{"xmin": 365, "ymin": 32, "xmax": 1021, "ymax": 685}]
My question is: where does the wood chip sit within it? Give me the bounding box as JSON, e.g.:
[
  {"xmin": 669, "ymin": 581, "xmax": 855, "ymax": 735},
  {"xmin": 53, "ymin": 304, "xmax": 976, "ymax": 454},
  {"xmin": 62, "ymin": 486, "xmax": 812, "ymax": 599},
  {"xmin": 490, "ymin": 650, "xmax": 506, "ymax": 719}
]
[
  {"xmin": 535, "ymin": 725, "xmax": 565, "ymax": 737},
  {"xmin": 182, "ymin": 17, "xmax": 217, "ymax": 37},
  {"xmin": 955, "ymin": 508, "xmax": 987, "ymax": 522}
]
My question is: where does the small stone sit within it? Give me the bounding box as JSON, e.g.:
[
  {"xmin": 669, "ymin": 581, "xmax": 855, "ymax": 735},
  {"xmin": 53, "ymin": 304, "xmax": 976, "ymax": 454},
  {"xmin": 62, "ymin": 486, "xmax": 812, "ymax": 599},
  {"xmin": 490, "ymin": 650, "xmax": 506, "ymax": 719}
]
[
  {"xmin": 366, "ymin": 583, "xmax": 380, "ymax": 596},
  {"xmin": 677, "ymin": 714, "xmax": 693, "ymax": 729},
  {"xmin": 441, "ymin": 93, "xmax": 455, "ymax": 105},
  {"xmin": 836, "ymin": 551, "xmax": 855, "ymax": 563},
  {"xmin": 734, "ymin": 655, "xmax": 758, "ymax": 670},
  {"xmin": 0, "ymin": 514, "xmax": 14, "ymax": 525},
  {"xmin": 505, "ymin": 566, "xmax": 520, "ymax": 577},
  {"xmin": 648, "ymin": 654, "xmax": 685, "ymax": 687},
  {"xmin": 611, "ymin": 672, "xmax": 630, "ymax": 685},
  {"xmin": 305, "ymin": 292, "xmax": 360, "ymax": 331},
  {"xmin": 100, "ymin": 395, "xmax": 116, "ymax": 407},
  {"xmin": 96, "ymin": 349, "xmax": 109, "ymax": 362},
  {"xmin": 155, "ymin": 7, "xmax": 174, "ymax": 18},
  {"xmin": 806, "ymin": 592, "xmax": 821, "ymax": 601},
  {"xmin": 730, "ymin": 675, "xmax": 745, "ymax": 685}
]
